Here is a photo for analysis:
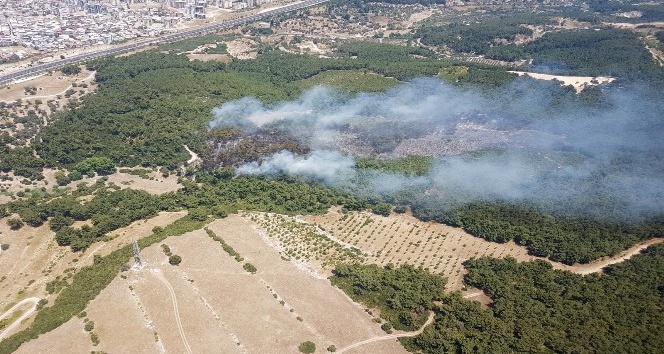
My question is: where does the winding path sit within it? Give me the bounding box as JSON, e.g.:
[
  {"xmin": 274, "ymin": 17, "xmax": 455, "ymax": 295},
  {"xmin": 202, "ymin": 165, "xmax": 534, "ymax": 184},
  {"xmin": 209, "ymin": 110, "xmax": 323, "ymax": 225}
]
[
  {"xmin": 153, "ymin": 270, "xmax": 193, "ymax": 354},
  {"xmin": 336, "ymin": 311, "xmax": 435, "ymax": 354},
  {"xmin": 555, "ymin": 238, "xmax": 664, "ymax": 275},
  {"xmin": 0, "ymin": 297, "xmax": 40, "ymax": 341}
]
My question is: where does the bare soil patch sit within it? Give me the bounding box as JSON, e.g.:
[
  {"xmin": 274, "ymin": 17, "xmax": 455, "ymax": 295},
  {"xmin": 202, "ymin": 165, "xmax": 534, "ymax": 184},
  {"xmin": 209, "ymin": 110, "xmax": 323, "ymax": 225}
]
[
  {"xmin": 13, "ymin": 316, "xmax": 90, "ymax": 354},
  {"xmin": 647, "ymin": 46, "xmax": 664, "ymax": 66},
  {"xmin": 509, "ymin": 71, "xmax": 615, "ymax": 93},
  {"xmin": 225, "ymin": 38, "xmax": 258, "ymax": 60}
]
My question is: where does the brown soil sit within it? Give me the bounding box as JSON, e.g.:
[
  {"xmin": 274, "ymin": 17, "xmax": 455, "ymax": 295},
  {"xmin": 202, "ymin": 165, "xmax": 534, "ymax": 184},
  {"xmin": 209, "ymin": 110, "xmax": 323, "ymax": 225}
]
[{"xmin": 6, "ymin": 215, "xmax": 410, "ymax": 353}]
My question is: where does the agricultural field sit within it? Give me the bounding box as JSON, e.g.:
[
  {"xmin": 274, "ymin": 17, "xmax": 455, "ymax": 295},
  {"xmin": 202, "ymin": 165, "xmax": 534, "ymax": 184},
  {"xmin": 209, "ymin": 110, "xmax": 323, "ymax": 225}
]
[
  {"xmin": 249, "ymin": 208, "xmax": 664, "ymax": 291},
  {"xmin": 248, "ymin": 208, "xmax": 537, "ymax": 290}
]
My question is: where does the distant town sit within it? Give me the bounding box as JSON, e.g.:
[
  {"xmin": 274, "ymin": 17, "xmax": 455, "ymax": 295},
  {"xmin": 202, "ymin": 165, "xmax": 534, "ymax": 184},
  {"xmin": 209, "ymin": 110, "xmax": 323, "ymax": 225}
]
[{"xmin": 0, "ymin": 0, "xmax": 277, "ymax": 62}]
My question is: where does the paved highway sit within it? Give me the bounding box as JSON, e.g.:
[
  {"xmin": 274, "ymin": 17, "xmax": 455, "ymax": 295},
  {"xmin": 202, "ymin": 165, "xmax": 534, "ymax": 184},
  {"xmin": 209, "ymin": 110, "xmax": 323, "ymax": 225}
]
[{"xmin": 0, "ymin": 0, "xmax": 329, "ymax": 87}]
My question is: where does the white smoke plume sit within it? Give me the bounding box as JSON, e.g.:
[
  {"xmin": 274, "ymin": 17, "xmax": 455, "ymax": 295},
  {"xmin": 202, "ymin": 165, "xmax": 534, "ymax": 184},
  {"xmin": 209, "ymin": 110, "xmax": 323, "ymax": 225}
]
[
  {"xmin": 209, "ymin": 77, "xmax": 664, "ymax": 220},
  {"xmin": 236, "ymin": 150, "xmax": 355, "ymax": 184}
]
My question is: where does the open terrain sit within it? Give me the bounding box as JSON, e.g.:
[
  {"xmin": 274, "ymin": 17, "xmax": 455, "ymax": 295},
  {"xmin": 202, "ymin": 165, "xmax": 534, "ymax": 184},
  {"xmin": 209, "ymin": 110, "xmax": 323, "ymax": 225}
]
[{"xmin": 4, "ymin": 215, "xmax": 417, "ymax": 353}]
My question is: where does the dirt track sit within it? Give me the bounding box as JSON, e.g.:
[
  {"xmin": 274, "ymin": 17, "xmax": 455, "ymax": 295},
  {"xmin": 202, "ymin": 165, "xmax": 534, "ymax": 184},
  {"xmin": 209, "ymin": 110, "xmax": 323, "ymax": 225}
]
[
  {"xmin": 555, "ymin": 238, "xmax": 664, "ymax": 275},
  {"xmin": 153, "ymin": 269, "xmax": 193, "ymax": 354},
  {"xmin": 336, "ymin": 311, "xmax": 435, "ymax": 354},
  {"xmin": 0, "ymin": 297, "xmax": 40, "ymax": 341}
]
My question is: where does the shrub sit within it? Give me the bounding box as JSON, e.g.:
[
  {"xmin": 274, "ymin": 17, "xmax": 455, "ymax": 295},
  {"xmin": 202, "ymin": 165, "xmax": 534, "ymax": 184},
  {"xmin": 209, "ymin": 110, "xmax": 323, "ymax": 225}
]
[
  {"xmin": 327, "ymin": 345, "xmax": 337, "ymax": 352},
  {"xmin": 243, "ymin": 263, "xmax": 257, "ymax": 274},
  {"xmin": 84, "ymin": 321, "xmax": 95, "ymax": 332},
  {"xmin": 61, "ymin": 65, "xmax": 81, "ymax": 76},
  {"xmin": 298, "ymin": 341, "xmax": 316, "ymax": 353},
  {"xmin": 168, "ymin": 255, "xmax": 182, "ymax": 266},
  {"xmin": 1, "ymin": 244, "xmax": 9, "ymax": 251},
  {"xmin": 381, "ymin": 322, "xmax": 392, "ymax": 332},
  {"xmin": 7, "ymin": 218, "xmax": 24, "ymax": 230}
]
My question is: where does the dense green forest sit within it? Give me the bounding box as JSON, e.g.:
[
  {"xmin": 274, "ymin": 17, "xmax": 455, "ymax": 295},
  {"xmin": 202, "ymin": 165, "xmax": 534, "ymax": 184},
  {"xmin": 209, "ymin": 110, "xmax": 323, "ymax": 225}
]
[
  {"xmin": 0, "ymin": 41, "xmax": 517, "ymax": 180},
  {"xmin": 417, "ymin": 15, "xmax": 548, "ymax": 60},
  {"xmin": 330, "ymin": 264, "xmax": 446, "ymax": 331},
  {"xmin": 404, "ymin": 245, "xmax": 664, "ymax": 353},
  {"xmin": 1, "ymin": 172, "xmax": 359, "ymax": 251},
  {"xmin": 525, "ymin": 28, "xmax": 660, "ymax": 78},
  {"xmin": 416, "ymin": 12, "xmax": 663, "ymax": 81},
  {"xmin": 411, "ymin": 202, "xmax": 664, "ymax": 265},
  {"xmin": 331, "ymin": 245, "xmax": 664, "ymax": 354},
  {"xmin": 21, "ymin": 47, "xmax": 463, "ymax": 175}
]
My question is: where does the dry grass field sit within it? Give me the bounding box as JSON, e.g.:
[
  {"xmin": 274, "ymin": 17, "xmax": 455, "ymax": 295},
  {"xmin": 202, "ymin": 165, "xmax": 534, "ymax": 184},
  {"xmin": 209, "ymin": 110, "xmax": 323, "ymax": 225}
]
[
  {"xmin": 0, "ymin": 211, "xmax": 186, "ymax": 338},
  {"xmin": 5, "ymin": 215, "xmax": 414, "ymax": 353}
]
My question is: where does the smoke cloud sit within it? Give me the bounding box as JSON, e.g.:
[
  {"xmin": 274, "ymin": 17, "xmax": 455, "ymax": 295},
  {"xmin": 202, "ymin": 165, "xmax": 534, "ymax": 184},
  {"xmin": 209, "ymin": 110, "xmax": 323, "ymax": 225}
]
[
  {"xmin": 237, "ymin": 150, "xmax": 356, "ymax": 184},
  {"xmin": 209, "ymin": 77, "xmax": 664, "ymax": 221}
]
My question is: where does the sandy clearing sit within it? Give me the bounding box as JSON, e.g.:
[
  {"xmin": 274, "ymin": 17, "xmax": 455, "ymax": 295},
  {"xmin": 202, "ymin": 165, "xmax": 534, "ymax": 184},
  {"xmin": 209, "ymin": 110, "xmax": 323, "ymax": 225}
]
[
  {"xmin": 402, "ymin": 9, "xmax": 435, "ymax": 29},
  {"xmin": 150, "ymin": 228, "xmax": 323, "ymax": 353},
  {"xmin": 0, "ymin": 210, "xmax": 184, "ymax": 336},
  {"xmin": 0, "ymin": 222, "xmax": 61, "ymax": 309},
  {"xmin": 647, "ymin": 46, "xmax": 664, "ymax": 66},
  {"xmin": 2, "ymin": 168, "xmax": 180, "ymax": 205},
  {"xmin": 0, "ymin": 69, "xmax": 95, "ymax": 104},
  {"xmin": 183, "ymin": 145, "xmax": 201, "ymax": 165},
  {"xmin": 205, "ymin": 216, "xmax": 409, "ymax": 352},
  {"xmin": 153, "ymin": 268, "xmax": 193, "ymax": 354},
  {"xmin": 225, "ymin": 38, "xmax": 258, "ymax": 60},
  {"xmin": 509, "ymin": 71, "xmax": 614, "ymax": 93},
  {"xmin": 105, "ymin": 172, "xmax": 183, "ymax": 195}
]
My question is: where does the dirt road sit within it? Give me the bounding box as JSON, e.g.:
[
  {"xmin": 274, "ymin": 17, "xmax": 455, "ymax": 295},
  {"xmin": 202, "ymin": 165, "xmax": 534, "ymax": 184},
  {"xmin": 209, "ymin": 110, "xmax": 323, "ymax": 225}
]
[
  {"xmin": 0, "ymin": 297, "xmax": 40, "ymax": 341},
  {"xmin": 153, "ymin": 269, "xmax": 193, "ymax": 354},
  {"xmin": 556, "ymin": 238, "xmax": 664, "ymax": 275},
  {"xmin": 336, "ymin": 311, "xmax": 435, "ymax": 354}
]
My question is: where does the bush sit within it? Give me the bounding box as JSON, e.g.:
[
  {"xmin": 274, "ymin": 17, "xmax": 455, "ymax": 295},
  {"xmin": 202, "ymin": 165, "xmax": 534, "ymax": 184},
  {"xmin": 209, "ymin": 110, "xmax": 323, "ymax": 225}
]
[
  {"xmin": 381, "ymin": 322, "xmax": 392, "ymax": 332},
  {"xmin": 298, "ymin": 341, "xmax": 316, "ymax": 353},
  {"xmin": 1, "ymin": 244, "xmax": 9, "ymax": 251},
  {"xmin": 7, "ymin": 217, "xmax": 24, "ymax": 230},
  {"xmin": 243, "ymin": 262, "xmax": 257, "ymax": 274},
  {"xmin": 327, "ymin": 345, "xmax": 337, "ymax": 352},
  {"xmin": 168, "ymin": 254, "xmax": 182, "ymax": 266},
  {"xmin": 61, "ymin": 65, "xmax": 81, "ymax": 76},
  {"xmin": 84, "ymin": 320, "xmax": 95, "ymax": 332}
]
